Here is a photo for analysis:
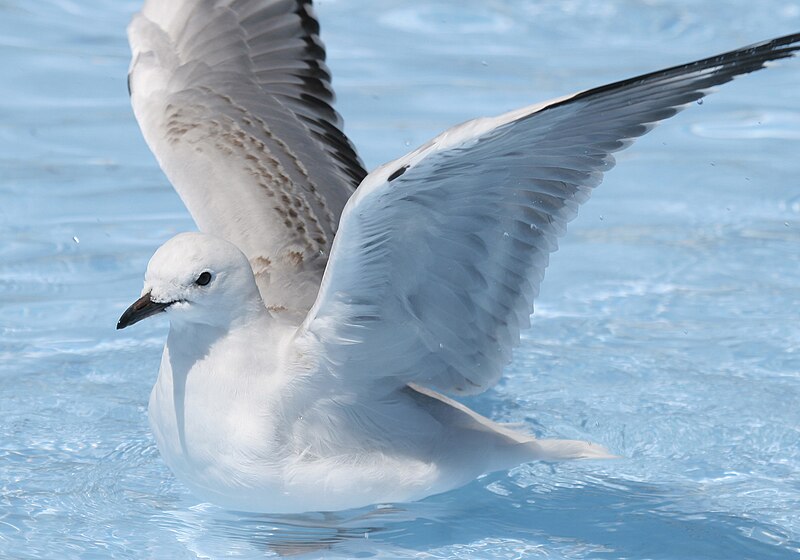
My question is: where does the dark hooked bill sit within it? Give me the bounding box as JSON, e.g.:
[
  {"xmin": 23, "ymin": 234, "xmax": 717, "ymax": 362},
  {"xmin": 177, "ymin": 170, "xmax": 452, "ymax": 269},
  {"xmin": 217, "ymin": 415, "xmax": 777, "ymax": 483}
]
[{"xmin": 117, "ymin": 292, "xmax": 173, "ymax": 330}]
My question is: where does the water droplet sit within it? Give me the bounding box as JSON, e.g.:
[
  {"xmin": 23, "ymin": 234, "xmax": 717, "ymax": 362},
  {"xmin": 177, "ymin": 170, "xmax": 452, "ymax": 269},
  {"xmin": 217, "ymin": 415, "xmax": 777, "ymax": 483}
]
[
  {"xmin": 599, "ymin": 215, "xmax": 604, "ymax": 221},
  {"xmin": 784, "ymin": 222, "xmax": 790, "ymax": 228},
  {"xmin": 503, "ymin": 231, "xmax": 509, "ymax": 238},
  {"xmin": 480, "ymin": 60, "xmax": 488, "ymax": 67},
  {"xmin": 72, "ymin": 236, "xmax": 80, "ymax": 244},
  {"xmin": 696, "ymin": 98, "xmax": 704, "ymax": 105},
  {"xmin": 438, "ymin": 343, "xmax": 444, "ymax": 349}
]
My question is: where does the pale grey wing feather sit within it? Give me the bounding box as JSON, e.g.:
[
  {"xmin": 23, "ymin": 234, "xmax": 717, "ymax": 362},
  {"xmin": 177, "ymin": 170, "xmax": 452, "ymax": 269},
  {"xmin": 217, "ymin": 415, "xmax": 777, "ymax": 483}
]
[
  {"xmin": 298, "ymin": 33, "xmax": 800, "ymax": 395},
  {"xmin": 129, "ymin": 1, "xmax": 366, "ymax": 319}
]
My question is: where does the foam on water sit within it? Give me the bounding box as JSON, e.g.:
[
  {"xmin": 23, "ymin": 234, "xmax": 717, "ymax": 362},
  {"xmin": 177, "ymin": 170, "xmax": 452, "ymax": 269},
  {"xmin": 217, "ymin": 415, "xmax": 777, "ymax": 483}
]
[{"xmin": 1, "ymin": 1, "xmax": 799, "ymax": 558}]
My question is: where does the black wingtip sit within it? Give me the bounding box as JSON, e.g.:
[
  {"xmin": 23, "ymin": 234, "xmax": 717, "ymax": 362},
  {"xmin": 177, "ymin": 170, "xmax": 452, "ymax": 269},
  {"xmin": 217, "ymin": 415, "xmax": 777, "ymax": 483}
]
[{"xmin": 540, "ymin": 31, "xmax": 800, "ymax": 115}]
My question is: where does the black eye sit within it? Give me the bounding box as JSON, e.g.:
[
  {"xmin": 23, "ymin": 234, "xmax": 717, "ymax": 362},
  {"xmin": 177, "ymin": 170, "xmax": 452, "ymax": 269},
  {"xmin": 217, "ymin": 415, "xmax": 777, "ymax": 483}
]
[{"xmin": 195, "ymin": 271, "xmax": 212, "ymax": 286}]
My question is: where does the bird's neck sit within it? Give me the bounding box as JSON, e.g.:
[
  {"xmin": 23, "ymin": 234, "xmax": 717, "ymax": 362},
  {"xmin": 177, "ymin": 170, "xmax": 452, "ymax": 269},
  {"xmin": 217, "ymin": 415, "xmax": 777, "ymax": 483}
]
[{"xmin": 165, "ymin": 308, "xmax": 274, "ymax": 372}]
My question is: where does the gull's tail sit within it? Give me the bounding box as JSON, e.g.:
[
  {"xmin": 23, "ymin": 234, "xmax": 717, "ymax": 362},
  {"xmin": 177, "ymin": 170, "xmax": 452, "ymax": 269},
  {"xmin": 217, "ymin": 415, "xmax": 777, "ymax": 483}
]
[{"xmin": 524, "ymin": 437, "xmax": 620, "ymax": 461}]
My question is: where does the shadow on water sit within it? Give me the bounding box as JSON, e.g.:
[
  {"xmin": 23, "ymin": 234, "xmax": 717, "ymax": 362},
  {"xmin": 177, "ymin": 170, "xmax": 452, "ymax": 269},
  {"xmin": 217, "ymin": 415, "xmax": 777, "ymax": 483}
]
[{"xmin": 153, "ymin": 472, "xmax": 800, "ymax": 558}]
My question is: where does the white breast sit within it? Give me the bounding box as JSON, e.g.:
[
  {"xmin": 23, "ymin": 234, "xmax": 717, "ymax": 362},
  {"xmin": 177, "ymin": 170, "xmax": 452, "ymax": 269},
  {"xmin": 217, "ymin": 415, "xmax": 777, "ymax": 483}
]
[{"xmin": 147, "ymin": 323, "xmax": 288, "ymax": 509}]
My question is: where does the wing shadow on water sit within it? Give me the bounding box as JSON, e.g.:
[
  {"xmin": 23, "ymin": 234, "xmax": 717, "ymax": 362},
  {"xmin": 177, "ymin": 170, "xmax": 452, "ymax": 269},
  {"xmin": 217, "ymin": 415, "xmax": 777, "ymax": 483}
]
[{"xmin": 153, "ymin": 470, "xmax": 799, "ymax": 558}]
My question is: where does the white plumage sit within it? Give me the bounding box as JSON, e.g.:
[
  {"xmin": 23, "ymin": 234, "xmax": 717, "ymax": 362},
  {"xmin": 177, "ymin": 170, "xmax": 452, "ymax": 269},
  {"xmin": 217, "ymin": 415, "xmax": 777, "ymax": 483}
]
[{"xmin": 120, "ymin": 0, "xmax": 800, "ymax": 513}]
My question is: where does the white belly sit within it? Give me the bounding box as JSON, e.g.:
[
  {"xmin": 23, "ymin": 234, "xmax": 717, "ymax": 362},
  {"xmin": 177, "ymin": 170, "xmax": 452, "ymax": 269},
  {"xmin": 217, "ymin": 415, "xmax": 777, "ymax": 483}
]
[
  {"xmin": 146, "ymin": 338, "xmax": 520, "ymax": 513},
  {"xmin": 148, "ymin": 388, "xmax": 454, "ymax": 512}
]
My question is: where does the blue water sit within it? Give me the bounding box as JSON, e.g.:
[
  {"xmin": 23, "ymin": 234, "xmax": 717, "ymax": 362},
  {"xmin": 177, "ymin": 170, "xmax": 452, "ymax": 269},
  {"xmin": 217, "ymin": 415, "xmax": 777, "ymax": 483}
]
[{"xmin": 1, "ymin": 1, "xmax": 799, "ymax": 558}]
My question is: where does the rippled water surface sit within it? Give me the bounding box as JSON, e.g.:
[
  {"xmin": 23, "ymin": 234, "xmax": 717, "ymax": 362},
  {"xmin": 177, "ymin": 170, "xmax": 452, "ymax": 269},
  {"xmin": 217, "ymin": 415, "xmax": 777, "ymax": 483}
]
[{"xmin": 2, "ymin": 1, "xmax": 800, "ymax": 558}]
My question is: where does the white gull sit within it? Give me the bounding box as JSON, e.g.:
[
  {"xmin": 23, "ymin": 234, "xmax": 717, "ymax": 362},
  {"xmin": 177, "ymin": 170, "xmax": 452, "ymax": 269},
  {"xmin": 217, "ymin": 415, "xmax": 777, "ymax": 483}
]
[{"xmin": 118, "ymin": 0, "xmax": 800, "ymax": 513}]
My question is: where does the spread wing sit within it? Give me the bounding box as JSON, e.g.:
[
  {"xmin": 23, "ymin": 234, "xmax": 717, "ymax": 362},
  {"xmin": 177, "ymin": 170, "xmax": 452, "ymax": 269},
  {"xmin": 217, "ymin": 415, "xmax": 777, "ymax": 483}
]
[
  {"xmin": 296, "ymin": 33, "xmax": 800, "ymax": 396},
  {"xmin": 128, "ymin": 0, "xmax": 366, "ymax": 320}
]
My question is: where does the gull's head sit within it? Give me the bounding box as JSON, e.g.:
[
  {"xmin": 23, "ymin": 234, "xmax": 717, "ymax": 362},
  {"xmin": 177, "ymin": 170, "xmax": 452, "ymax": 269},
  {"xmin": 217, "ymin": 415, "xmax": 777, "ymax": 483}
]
[{"xmin": 117, "ymin": 232, "xmax": 263, "ymax": 330}]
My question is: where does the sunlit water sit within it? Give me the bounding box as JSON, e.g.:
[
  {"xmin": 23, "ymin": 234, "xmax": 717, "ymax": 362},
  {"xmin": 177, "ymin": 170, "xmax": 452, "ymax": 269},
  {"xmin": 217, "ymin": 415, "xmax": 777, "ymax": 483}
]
[{"xmin": 1, "ymin": 1, "xmax": 799, "ymax": 558}]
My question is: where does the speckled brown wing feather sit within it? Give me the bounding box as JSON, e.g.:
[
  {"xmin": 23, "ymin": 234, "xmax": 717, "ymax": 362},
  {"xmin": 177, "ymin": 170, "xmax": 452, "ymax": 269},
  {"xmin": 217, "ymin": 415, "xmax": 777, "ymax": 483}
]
[{"xmin": 128, "ymin": 0, "xmax": 366, "ymax": 320}]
